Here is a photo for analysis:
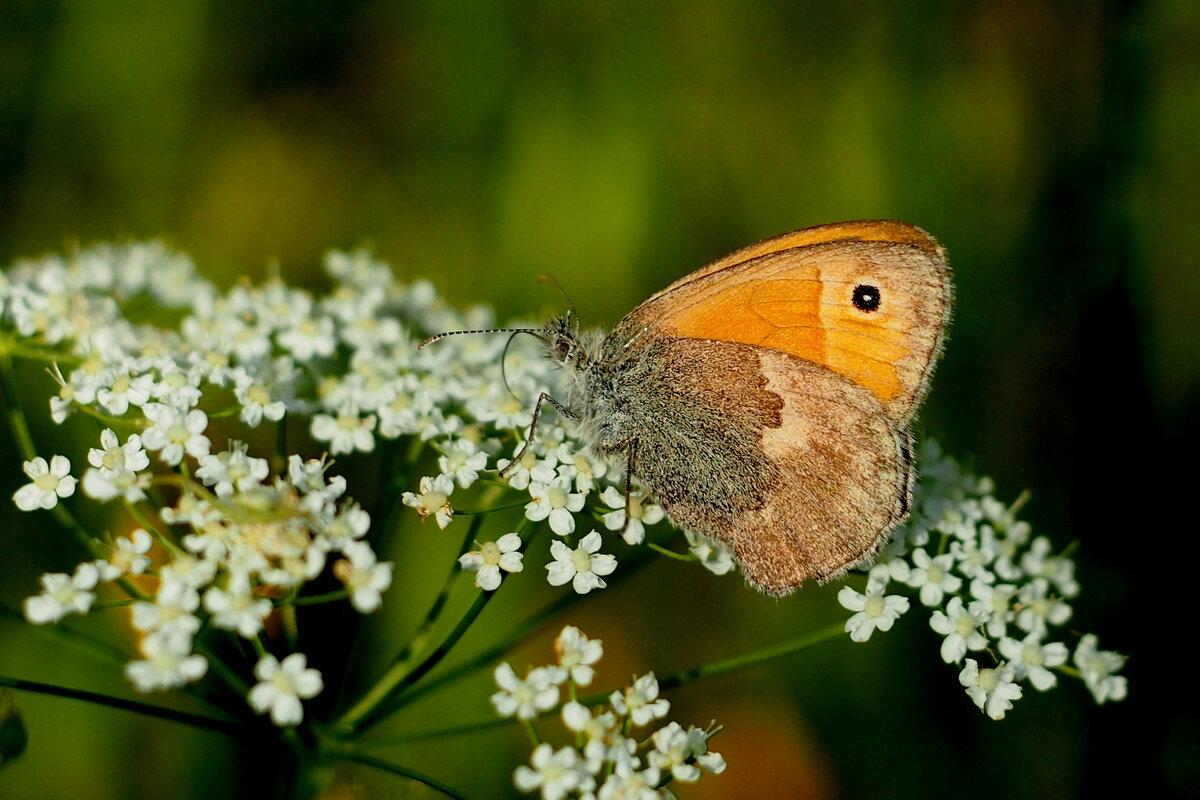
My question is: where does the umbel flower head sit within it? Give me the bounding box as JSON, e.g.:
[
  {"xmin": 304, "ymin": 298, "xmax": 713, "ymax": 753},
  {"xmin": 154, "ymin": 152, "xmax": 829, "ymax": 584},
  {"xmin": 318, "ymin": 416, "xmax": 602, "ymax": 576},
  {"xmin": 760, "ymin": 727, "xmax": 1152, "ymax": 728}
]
[{"xmin": 0, "ymin": 239, "xmax": 1127, "ymax": 798}]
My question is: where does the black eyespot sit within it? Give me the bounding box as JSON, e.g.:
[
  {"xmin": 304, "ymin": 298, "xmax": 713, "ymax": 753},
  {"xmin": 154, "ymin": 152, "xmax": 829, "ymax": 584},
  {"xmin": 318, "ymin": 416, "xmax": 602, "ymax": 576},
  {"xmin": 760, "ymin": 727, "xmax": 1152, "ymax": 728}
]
[{"xmin": 852, "ymin": 284, "xmax": 881, "ymax": 312}]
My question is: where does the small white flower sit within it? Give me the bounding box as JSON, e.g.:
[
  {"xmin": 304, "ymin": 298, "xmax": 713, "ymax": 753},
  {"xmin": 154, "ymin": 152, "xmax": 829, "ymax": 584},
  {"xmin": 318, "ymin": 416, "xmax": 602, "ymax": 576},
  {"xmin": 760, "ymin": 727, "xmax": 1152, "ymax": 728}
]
[
  {"xmin": 525, "ymin": 478, "xmax": 586, "ymax": 536},
  {"xmin": 23, "ymin": 562, "xmax": 99, "ymax": 624},
  {"xmin": 906, "ymin": 548, "xmax": 962, "ymax": 607},
  {"xmin": 97, "ymin": 370, "xmax": 154, "ymax": 415},
  {"xmin": 13, "ymin": 455, "xmax": 77, "ymax": 511},
  {"xmin": 234, "ymin": 376, "xmax": 287, "ymax": 427},
  {"xmin": 401, "ymin": 474, "xmax": 455, "ymax": 529},
  {"xmin": 491, "ymin": 663, "xmax": 561, "ymax": 720},
  {"xmin": 546, "ymin": 531, "xmax": 617, "ymax": 594},
  {"xmin": 998, "ymin": 634, "xmax": 1068, "ymax": 691},
  {"xmin": 131, "ymin": 578, "xmax": 202, "ymax": 638},
  {"xmin": 203, "ymin": 574, "xmax": 273, "ymax": 638},
  {"xmin": 95, "ymin": 528, "xmax": 154, "ymax": 580},
  {"xmin": 310, "ymin": 405, "xmax": 377, "ymax": 455},
  {"xmin": 648, "ymin": 721, "xmax": 727, "ymax": 782},
  {"xmin": 1074, "ymin": 634, "xmax": 1128, "ymax": 704},
  {"xmin": 554, "ymin": 625, "xmax": 604, "ymax": 686},
  {"xmin": 929, "ymin": 596, "xmax": 989, "ymax": 664},
  {"xmin": 459, "ymin": 532, "xmax": 524, "ymax": 591},
  {"xmin": 959, "ymin": 659, "xmax": 1023, "ymax": 720},
  {"xmin": 247, "ymin": 653, "xmax": 324, "ymax": 726},
  {"xmin": 497, "ymin": 444, "xmax": 554, "ymax": 491},
  {"xmin": 685, "ymin": 530, "xmax": 737, "ymax": 576},
  {"xmin": 949, "ymin": 537, "xmax": 997, "ymax": 583},
  {"xmin": 610, "ymin": 672, "xmax": 670, "ymax": 727},
  {"xmin": 597, "ymin": 761, "xmax": 661, "ymax": 800},
  {"xmin": 333, "ymin": 541, "xmax": 394, "ymax": 612},
  {"xmin": 141, "ymin": 404, "xmax": 211, "ymax": 465},
  {"xmin": 600, "ymin": 486, "xmax": 664, "ymax": 545},
  {"xmin": 318, "ymin": 502, "xmax": 371, "ymax": 550},
  {"xmin": 158, "ymin": 553, "xmax": 219, "ymax": 588},
  {"xmin": 838, "ymin": 578, "xmax": 910, "ymax": 643},
  {"xmin": 82, "ymin": 430, "xmax": 150, "ymax": 503},
  {"xmin": 514, "ymin": 743, "xmax": 592, "ymax": 800},
  {"xmin": 124, "ymin": 630, "xmax": 208, "ymax": 692},
  {"xmin": 1021, "ymin": 537, "xmax": 1080, "ymax": 598},
  {"xmin": 560, "ymin": 700, "xmax": 595, "ymax": 733},
  {"xmin": 437, "ymin": 438, "xmax": 489, "ymax": 489},
  {"xmin": 968, "ymin": 579, "xmax": 1018, "ymax": 639},
  {"xmin": 277, "ymin": 314, "xmax": 336, "ymax": 361},
  {"xmin": 1015, "ymin": 579, "xmax": 1072, "ymax": 637},
  {"xmin": 554, "ymin": 445, "xmax": 607, "ymax": 493},
  {"xmin": 195, "ymin": 441, "xmax": 270, "ymax": 497}
]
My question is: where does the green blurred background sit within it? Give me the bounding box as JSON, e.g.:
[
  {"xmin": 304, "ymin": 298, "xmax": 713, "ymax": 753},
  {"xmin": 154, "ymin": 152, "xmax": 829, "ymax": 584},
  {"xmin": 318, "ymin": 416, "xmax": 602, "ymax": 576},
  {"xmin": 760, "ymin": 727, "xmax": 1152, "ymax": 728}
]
[{"xmin": 1, "ymin": 0, "xmax": 1195, "ymax": 797}]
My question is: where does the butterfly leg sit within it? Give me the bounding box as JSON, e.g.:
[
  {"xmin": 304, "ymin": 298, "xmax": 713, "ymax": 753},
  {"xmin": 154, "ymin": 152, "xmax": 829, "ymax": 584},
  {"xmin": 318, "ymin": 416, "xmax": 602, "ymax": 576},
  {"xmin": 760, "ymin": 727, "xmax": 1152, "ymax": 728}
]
[{"xmin": 499, "ymin": 392, "xmax": 578, "ymax": 478}]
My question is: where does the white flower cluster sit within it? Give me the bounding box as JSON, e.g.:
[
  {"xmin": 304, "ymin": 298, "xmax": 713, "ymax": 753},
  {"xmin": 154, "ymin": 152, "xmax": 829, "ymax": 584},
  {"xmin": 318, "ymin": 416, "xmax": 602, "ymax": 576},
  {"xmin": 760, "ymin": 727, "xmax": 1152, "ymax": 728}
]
[
  {"xmin": 491, "ymin": 626, "xmax": 726, "ymax": 799},
  {"xmin": 1, "ymin": 242, "xmax": 703, "ymax": 730},
  {"xmin": 837, "ymin": 441, "xmax": 1128, "ymax": 719},
  {"xmin": 2, "ymin": 245, "xmax": 486, "ymax": 723}
]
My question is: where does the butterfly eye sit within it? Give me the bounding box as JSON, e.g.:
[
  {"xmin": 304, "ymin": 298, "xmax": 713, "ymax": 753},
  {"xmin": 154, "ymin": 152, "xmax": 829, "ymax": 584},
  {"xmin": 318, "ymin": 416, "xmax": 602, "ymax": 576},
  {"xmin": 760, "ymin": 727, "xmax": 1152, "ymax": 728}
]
[
  {"xmin": 852, "ymin": 284, "xmax": 881, "ymax": 312},
  {"xmin": 555, "ymin": 339, "xmax": 572, "ymax": 360}
]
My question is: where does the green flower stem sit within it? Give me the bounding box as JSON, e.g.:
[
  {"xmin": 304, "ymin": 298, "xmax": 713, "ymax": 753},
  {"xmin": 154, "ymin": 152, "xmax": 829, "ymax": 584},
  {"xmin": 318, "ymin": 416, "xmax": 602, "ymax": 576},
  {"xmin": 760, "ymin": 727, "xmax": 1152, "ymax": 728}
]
[
  {"xmin": 279, "ymin": 603, "xmax": 300, "ymax": 652},
  {"xmin": 387, "ymin": 544, "xmax": 657, "ymax": 713},
  {"xmin": 272, "ymin": 412, "xmax": 288, "ymax": 476},
  {"xmin": 288, "ymin": 589, "xmax": 351, "ymax": 606},
  {"xmin": 364, "ymin": 434, "xmax": 425, "ymax": 548},
  {"xmin": 382, "ymin": 510, "xmax": 490, "ymax": 670},
  {"xmin": 646, "ymin": 542, "xmax": 694, "ymax": 562},
  {"xmin": 1, "ymin": 602, "xmax": 126, "ymax": 664},
  {"xmin": 650, "ymin": 620, "xmax": 846, "ymax": 694},
  {"xmin": 335, "ymin": 514, "xmax": 531, "ymax": 738},
  {"xmin": 336, "ymin": 576, "xmax": 495, "ymax": 737},
  {"xmin": 452, "ymin": 499, "xmax": 529, "ymax": 515},
  {"xmin": 60, "ymin": 400, "xmax": 129, "ymax": 429},
  {"xmin": 4, "ymin": 341, "xmax": 81, "ymax": 364},
  {"xmin": 125, "ymin": 499, "xmax": 185, "ymax": 557},
  {"xmin": 91, "ymin": 598, "xmax": 138, "ymax": 609},
  {"xmin": 356, "ymin": 619, "xmax": 847, "ymax": 748},
  {"xmin": 192, "ymin": 639, "xmax": 251, "ymax": 698},
  {"xmin": 0, "ymin": 350, "xmax": 37, "ymax": 457},
  {"xmin": 0, "ymin": 674, "xmax": 245, "ymax": 737},
  {"xmin": 336, "ymin": 753, "xmax": 476, "ymax": 800},
  {"xmin": 0, "ymin": 351, "xmax": 108, "ymax": 559}
]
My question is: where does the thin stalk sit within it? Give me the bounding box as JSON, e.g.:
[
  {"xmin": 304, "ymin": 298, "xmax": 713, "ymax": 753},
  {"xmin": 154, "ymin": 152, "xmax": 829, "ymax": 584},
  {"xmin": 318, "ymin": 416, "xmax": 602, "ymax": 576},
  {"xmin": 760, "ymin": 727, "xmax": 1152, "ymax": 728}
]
[
  {"xmin": 335, "ymin": 517, "xmax": 542, "ymax": 735},
  {"xmin": 0, "ymin": 602, "xmax": 126, "ymax": 664},
  {"xmin": 336, "ymin": 582, "xmax": 495, "ymax": 737},
  {"xmin": 288, "ymin": 589, "xmax": 350, "ymax": 607},
  {"xmin": 0, "ymin": 351, "xmax": 106, "ymax": 558},
  {"xmin": 0, "ymin": 674, "xmax": 245, "ymax": 737},
  {"xmin": 336, "ymin": 753, "xmax": 476, "ymax": 800},
  {"xmin": 393, "ymin": 544, "xmax": 656, "ymax": 710},
  {"xmin": 352, "ymin": 620, "xmax": 847, "ymax": 749},
  {"xmin": 383, "ymin": 510, "xmax": 490, "ymax": 675}
]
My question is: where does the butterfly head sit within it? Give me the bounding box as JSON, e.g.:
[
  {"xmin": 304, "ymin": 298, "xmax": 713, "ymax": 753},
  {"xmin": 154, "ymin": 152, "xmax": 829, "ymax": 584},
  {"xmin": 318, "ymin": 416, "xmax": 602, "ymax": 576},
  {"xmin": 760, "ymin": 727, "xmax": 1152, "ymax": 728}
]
[{"xmin": 541, "ymin": 311, "xmax": 597, "ymax": 372}]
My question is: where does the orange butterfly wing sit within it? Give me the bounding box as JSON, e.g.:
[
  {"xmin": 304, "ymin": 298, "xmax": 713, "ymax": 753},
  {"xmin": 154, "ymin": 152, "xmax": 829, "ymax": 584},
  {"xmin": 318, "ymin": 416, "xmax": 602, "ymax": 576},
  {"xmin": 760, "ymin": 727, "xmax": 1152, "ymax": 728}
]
[{"xmin": 617, "ymin": 220, "xmax": 952, "ymax": 425}]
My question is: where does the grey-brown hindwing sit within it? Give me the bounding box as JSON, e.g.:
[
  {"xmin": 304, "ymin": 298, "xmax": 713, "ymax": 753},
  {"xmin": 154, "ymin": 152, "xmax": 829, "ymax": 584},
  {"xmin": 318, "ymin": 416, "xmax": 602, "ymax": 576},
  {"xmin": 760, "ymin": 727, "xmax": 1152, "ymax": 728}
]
[{"xmin": 601, "ymin": 336, "xmax": 910, "ymax": 596}]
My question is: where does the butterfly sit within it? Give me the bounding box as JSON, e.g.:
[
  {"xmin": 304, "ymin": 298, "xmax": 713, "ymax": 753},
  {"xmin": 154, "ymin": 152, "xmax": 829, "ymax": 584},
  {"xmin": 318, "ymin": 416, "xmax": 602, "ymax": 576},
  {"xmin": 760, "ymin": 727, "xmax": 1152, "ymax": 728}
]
[{"xmin": 430, "ymin": 220, "xmax": 952, "ymax": 595}]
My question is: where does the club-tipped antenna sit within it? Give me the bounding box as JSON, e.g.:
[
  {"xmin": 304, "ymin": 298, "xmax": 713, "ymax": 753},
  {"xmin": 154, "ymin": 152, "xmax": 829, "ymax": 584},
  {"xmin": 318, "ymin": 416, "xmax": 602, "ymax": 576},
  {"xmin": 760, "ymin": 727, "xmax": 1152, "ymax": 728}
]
[
  {"xmin": 419, "ymin": 327, "xmax": 541, "ymax": 349},
  {"xmin": 537, "ymin": 274, "xmax": 579, "ymax": 328}
]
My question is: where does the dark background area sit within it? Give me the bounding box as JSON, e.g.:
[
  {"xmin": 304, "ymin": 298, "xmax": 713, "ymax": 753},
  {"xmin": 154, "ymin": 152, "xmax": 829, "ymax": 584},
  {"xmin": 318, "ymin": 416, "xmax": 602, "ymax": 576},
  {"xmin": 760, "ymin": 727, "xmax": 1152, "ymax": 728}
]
[{"xmin": 1, "ymin": 1, "xmax": 1194, "ymax": 798}]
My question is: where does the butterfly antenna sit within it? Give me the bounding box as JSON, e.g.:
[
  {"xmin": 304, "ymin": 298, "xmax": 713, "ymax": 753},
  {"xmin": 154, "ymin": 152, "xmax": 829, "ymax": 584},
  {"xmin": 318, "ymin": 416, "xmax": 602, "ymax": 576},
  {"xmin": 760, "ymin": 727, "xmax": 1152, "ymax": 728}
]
[
  {"xmin": 537, "ymin": 274, "xmax": 579, "ymax": 329},
  {"xmin": 499, "ymin": 331, "xmax": 528, "ymax": 399},
  {"xmin": 419, "ymin": 327, "xmax": 541, "ymax": 349}
]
